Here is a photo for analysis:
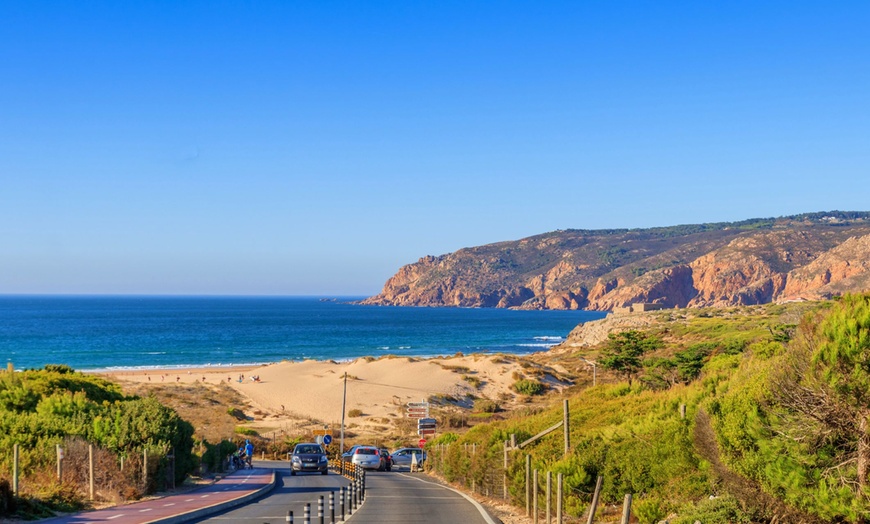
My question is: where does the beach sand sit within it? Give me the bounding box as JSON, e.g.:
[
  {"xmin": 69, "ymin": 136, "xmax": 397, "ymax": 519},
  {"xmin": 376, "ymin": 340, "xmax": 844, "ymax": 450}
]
[{"xmin": 102, "ymin": 354, "xmax": 540, "ymax": 441}]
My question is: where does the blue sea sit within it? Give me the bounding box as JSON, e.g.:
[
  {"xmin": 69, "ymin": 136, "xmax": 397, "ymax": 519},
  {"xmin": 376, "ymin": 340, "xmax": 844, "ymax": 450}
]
[{"xmin": 0, "ymin": 296, "xmax": 606, "ymax": 371}]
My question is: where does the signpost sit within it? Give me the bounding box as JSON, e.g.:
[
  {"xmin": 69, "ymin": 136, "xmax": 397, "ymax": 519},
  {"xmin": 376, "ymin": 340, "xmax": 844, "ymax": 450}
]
[
  {"xmin": 406, "ymin": 401, "xmax": 430, "ymax": 419},
  {"xmin": 417, "ymin": 417, "xmax": 436, "ymax": 436}
]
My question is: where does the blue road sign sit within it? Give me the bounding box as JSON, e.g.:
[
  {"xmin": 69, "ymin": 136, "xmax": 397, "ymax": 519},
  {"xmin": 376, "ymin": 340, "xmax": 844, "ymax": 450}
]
[{"xmin": 323, "ymin": 434, "xmax": 333, "ymax": 446}]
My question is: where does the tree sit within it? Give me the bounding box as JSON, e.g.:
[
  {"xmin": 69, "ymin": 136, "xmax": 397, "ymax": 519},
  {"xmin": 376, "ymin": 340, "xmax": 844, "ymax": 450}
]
[
  {"xmin": 814, "ymin": 294, "xmax": 870, "ymax": 492},
  {"xmin": 599, "ymin": 330, "xmax": 662, "ymax": 385},
  {"xmin": 772, "ymin": 293, "xmax": 870, "ymax": 506}
]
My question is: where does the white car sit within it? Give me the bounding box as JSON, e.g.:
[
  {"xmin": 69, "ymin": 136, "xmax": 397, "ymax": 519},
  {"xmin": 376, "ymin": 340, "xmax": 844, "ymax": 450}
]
[{"xmin": 347, "ymin": 445, "xmax": 381, "ymax": 470}]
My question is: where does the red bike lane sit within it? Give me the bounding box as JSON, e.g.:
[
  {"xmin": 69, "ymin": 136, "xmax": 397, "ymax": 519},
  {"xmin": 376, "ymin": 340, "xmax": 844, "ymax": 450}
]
[{"xmin": 43, "ymin": 468, "xmax": 275, "ymax": 524}]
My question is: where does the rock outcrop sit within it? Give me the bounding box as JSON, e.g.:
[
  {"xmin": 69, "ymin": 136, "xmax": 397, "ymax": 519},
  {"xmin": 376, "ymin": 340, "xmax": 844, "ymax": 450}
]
[{"xmin": 362, "ymin": 212, "xmax": 870, "ymax": 311}]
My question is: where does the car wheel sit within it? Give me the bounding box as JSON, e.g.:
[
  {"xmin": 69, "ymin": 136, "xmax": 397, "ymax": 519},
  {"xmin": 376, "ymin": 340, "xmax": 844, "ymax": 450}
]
[
  {"xmin": 290, "ymin": 470, "xmax": 296, "ymax": 476},
  {"xmin": 322, "ymin": 470, "xmax": 328, "ymax": 475}
]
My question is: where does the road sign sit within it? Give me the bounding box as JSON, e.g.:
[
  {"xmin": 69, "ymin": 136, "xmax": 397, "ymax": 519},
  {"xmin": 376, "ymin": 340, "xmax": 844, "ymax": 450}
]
[
  {"xmin": 313, "ymin": 429, "xmax": 332, "ymax": 436},
  {"xmin": 418, "ymin": 438, "xmax": 426, "ymax": 448},
  {"xmin": 417, "ymin": 429, "xmax": 436, "ymax": 436},
  {"xmin": 407, "ymin": 406, "xmax": 429, "ymax": 419},
  {"xmin": 323, "ymin": 434, "xmax": 333, "ymax": 446},
  {"xmin": 407, "ymin": 402, "xmax": 429, "ymax": 409},
  {"xmin": 315, "ymin": 435, "xmax": 323, "ymax": 444},
  {"xmin": 417, "ymin": 417, "xmax": 436, "ymax": 429}
]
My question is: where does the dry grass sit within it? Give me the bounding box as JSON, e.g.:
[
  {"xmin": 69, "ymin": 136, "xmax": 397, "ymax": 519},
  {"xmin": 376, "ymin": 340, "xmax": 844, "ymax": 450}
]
[{"xmin": 116, "ymin": 380, "xmax": 245, "ymax": 444}]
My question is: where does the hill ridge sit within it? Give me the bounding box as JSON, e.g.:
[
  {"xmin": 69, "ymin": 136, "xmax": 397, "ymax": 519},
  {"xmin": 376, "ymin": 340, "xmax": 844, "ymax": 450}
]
[{"xmin": 363, "ymin": 211, "xmax": 870, "ymax": 310}]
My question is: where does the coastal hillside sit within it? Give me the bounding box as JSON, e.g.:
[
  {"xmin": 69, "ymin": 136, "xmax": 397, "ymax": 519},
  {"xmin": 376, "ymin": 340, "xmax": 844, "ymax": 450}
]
[
  {"xmin": 424, "ymin": 296, "xmax": 870, "ymax": 523},
  {"xmin": 362, "ymin": 211, "xmax": 870, "ymax": 311}
]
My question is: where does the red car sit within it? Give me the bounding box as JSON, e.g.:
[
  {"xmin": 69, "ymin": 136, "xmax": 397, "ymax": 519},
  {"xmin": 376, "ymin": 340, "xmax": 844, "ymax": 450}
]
[{"xmin": 378, "ymin": 448, "xmax": 393, "ymax": 471}]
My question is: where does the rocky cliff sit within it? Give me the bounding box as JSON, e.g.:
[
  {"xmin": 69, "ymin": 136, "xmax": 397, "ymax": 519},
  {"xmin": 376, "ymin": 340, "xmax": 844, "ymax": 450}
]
[{"xmin": 362, "ymin": 212, "xmax": 870, "ymax": 311}]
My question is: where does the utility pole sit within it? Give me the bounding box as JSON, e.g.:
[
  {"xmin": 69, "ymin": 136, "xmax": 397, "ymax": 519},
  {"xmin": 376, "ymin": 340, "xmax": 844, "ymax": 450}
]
[{"xmin": 340, "ymin": 372, "xmax": 348, "ymax": 455}]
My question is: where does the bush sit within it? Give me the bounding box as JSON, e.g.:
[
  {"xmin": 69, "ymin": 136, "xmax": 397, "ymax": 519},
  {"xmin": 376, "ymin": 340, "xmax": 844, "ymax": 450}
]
[
  {"xmin": 673, "ymin": 495, "xmax": 752, "ymax": 524},
  {"xmin": 635, "ymin": 496, "xmax": 668, "ymax": 524},
  {"xmin": 348, "ymin": 409, "xmax": 363, "ymax": 417},
  {"xmin": 463, "ymin": 375, "xmax": 482, "ymax": 388},
  {"xmin": 513, "ymin": 379, "xmax": 545, "ymax": 396},
  {"xmin": 474, "ymin": 399, "xmax": 500, "ymax": 413}
]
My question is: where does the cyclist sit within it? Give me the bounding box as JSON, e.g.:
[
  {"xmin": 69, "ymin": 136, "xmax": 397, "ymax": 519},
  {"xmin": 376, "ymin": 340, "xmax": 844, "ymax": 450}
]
[{"xmin": 244, "ymin": 439, "xmax": 254, "ymax": 469}]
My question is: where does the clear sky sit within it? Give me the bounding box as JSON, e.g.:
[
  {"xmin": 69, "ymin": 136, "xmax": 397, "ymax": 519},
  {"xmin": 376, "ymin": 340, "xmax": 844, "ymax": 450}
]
[{"xmin": 1, "ymin": 2, "xmax": 868, "ymax": 295}]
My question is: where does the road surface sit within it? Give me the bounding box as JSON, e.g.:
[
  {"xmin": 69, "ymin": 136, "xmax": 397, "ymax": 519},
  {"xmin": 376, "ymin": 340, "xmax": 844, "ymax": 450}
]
[{"xmin": 196, "ymin": 462, "xmax": 498, "ymax": 524}]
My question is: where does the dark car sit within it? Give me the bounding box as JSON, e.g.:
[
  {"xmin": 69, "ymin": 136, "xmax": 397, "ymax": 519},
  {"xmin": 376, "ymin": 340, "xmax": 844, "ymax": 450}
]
[
  {"xmin": 378, "ymin": 447, "xmax": 392, "ymax": 471},
  {"xmin": 290, "ymin": 443, "xmax": 329, "ymax": 475}
]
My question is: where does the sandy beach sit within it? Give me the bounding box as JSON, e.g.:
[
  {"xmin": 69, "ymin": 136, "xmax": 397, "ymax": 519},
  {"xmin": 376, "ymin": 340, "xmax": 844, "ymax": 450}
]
[{"xmin": 102, "ymin": 354, "xmax": 546, "ymax": 441}]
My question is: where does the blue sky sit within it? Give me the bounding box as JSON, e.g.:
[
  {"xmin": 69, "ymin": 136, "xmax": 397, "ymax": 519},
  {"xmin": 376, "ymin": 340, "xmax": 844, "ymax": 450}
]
[{"xmin": 1, "ymin": 1, "xmax": 868, "ymax": 295}]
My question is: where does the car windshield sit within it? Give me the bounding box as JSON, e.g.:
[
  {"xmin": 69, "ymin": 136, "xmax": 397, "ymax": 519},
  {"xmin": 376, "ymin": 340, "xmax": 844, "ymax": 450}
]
[{"xmin": 296, "ymin": 446, "xmax": 322, "ymax": 454}]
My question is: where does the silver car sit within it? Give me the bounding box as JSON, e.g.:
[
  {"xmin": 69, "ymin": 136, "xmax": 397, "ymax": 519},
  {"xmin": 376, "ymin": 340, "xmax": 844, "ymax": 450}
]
[
  {"xmin": 390, "ymin": 448, "xmax": 426, "ymax": 469},
  {"xmin": 347, "ymin": 445, "xmax": 381, "ymax": 470}
]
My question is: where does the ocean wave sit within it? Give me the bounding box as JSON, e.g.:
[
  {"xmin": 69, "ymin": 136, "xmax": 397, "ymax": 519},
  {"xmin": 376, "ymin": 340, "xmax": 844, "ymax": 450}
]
[
  {"xmin": 517, "ymin": 343, "xmax": 558, "ymax": 348},
  {"xmin": 83, "ymin": 361, "xmax": 277, "ymax": 372},
  {"xmin": 533, "ymin": 336, "xmax": 563, "ymax": 341}
]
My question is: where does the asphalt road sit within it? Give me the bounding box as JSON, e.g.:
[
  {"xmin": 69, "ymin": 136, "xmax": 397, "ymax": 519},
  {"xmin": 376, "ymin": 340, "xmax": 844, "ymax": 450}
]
[
  {"xmin": 349, "ymin": 470, "xmax": 498, "ymax": 524},
  {"xmin": 191, "ymin": 460, "xmax": 351, "ymax": 523},
  {"xmin": 197, "ymin": 461, "xmax": 498, "ymax": 524}
]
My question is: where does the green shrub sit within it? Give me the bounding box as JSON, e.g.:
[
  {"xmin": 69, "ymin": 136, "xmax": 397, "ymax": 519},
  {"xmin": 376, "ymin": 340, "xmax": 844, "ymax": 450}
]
[
  {"xmin": 635, "ymin": 496, "xmax": 668, "ymax": 524},
  {"xmin": 463, "ymin": 375, "xmax": 482, "ymax": 388},
  {"xmin": 673, "ymin": 495, "xmax": 752, "ymax": 524},
  {"xmin": 513, "ymin": 379, "xmax": 545, "ymax": 396},
  {"xmin": 474, "ymin": 399, "xmax": 499, "ymax": 413},
  {"xmin": 348, "ymin": 409, "xmax": 363, "ymax": 417},
  {"xmin": 234, "ymin": 426, "xmax": 258, "ymax": 436}
]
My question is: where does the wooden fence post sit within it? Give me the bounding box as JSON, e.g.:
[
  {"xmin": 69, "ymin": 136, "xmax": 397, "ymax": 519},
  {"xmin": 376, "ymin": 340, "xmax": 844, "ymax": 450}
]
[
  {"xmin": 557, "ymin": 472, "xmax": 563, "ymax": 523},
  {"xmin": 620, "ymin": 493, "xmax": 633, "ymax": 524},
  {"xmin": 57, "ymin": 443, "xmax": 63, "ymax": 481},
  {"xmin": 12, "ymin": 444, "xmax": 19, "ymax": 496},
  {"xmin": 533, "ymin": 469, "xmax": 539, "ymax": 524},
  {"xmin": 586, "ymin": 475, "xmax": 603, "ymax": 524},
  {"xmin": 89, "ymin": 444, "xmax": 95, "ymax": 500},
  {"xmin": 546, "ymin": 470, "xmax": 552, "ymax": 524},
  {"xmin": 563, "ymin": 399, "xmax": 570, "ymax": 455},
  {"xmin": 503, "ymin": 440, "xmax": 509, "ymax": 500},
  {"xmin": 525, "ymin": 455, "xmax": 531, "ymax": 516}
]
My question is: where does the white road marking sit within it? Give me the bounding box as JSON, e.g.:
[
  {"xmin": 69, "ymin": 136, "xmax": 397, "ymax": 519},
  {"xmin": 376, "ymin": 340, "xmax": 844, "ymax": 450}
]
[
  {"xmin": 139, "ymin": 508, "xmax": 152, "ymax": 512},
  {"xmin": 106, "ymin": 515, "xmax": 124, "ymax": 520},
  {"xmin": 396, "ymin": 473, "xmax": 499, "ymax": 524}
]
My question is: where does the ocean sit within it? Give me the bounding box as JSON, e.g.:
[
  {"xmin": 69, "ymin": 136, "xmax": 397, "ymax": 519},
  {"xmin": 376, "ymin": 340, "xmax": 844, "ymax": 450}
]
[{"xmin": 0, "ymin": 296, "xmax": 606, "ymax": 371}]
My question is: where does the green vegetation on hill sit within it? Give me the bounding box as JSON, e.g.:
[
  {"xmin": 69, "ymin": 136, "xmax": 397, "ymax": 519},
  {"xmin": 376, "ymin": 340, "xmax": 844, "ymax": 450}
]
[
  {"xmin": 0, "ymin": 366, "xmax": 197, "ymax": 519},
  {"xmin": 426, "ymin": 296, "xmax": 870, "ymax": 523}
]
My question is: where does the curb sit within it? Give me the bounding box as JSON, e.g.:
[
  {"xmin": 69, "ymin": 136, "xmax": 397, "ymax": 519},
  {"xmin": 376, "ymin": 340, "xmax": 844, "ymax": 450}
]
[{"xmin": 145, "ymin": 470, "xmax": 277, "ymax": 524}]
